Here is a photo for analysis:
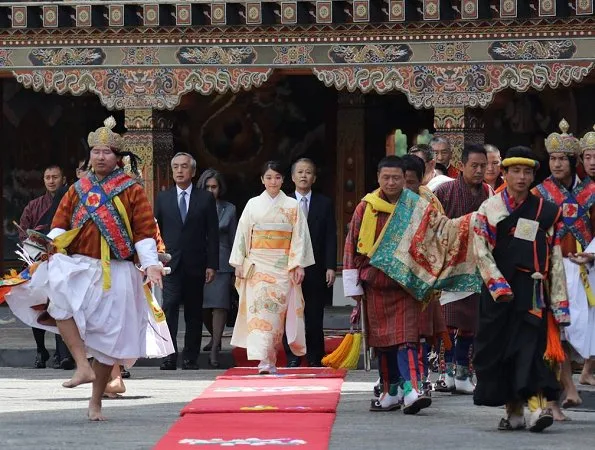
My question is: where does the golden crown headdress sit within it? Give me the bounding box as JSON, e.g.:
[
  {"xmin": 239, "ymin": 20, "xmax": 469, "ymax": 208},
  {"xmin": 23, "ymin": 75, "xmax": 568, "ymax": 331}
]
[
  {"xmin": 87, "ymin": 116, "xmax": 122, "ymax": 150},
  {"xmin": 580, "ymin": 125, "xmax": 595, "ymax": 154},
  {"xmin": 545, "ymin": 119, "xmax": 580, "ymax": 156}
]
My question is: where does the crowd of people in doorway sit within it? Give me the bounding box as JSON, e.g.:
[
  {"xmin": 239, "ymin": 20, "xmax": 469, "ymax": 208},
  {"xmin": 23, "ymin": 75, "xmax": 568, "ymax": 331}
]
[{"xmin": 3, "ymin": 116, "xmax": 594, "ymax": 431}]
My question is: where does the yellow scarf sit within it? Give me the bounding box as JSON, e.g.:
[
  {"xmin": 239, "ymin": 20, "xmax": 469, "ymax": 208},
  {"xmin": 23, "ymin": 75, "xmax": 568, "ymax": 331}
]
[
  {"xmin": 577, "ymin": 241, "xmax": 595, "ymax": 307},
  {"xmin": 357, "ymin": 189, "xmax": 396, "ymax": 256}
]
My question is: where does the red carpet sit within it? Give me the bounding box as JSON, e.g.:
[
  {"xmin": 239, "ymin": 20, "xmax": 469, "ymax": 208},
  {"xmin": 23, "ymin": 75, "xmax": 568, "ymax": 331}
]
[
  {"xmin": 217, "ymin": 367, "xmax": 347, "ymax": 379},
  {"xmin": 154, "ymin": 412, "xmax": 335, "ymax": 450},
  {"xmin": 231, "ymin": 335, "xmax": 345, "ymax": 367},
  {"xmin": 180, "ymin": 377, "xmax": 344, "ymax": 415},
  {"xmin": 156, "ymin": 366, "xmax": 345, "ymax": 448}
]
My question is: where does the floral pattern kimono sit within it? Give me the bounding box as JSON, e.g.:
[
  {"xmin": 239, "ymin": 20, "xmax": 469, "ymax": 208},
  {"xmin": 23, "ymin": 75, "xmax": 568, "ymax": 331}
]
[{"xmin": 229, "ymin": 191, "xmax": 315, "ymax": 365}]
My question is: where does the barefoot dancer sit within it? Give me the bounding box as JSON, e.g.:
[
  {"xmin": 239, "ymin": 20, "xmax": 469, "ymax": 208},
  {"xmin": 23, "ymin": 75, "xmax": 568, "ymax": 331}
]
[
  {"xmin": 6, "ymin": 117, "xmax": 166, "ymax": 421},
  {"xmin": 531, "ymin": 120, "xmax": 595, "ymax": 419}
]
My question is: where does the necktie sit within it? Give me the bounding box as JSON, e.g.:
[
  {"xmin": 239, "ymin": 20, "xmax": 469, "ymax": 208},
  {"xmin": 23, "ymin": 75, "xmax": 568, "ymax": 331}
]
[
  {"xmin": 179, "ymin": 191, "xmax": 187, "ymax": 223},
  {"xmin": 300, "ymin": 196, "xmax": 308, "ymax": 217}
]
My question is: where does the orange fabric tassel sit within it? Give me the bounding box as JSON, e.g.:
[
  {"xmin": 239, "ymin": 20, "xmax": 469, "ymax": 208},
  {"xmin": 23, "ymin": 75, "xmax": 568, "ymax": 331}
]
[
  {"xmin": 439, "ymin": 331, "xmax": 453, "ymax": 351},
  {"xmin": 544, "ymin": 310, "xmax": 565, "ymax": 364}
]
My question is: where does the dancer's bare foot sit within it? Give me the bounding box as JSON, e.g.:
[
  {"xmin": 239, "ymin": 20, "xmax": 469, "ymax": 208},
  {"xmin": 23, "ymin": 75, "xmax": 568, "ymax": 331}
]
[
  {"xmin": 104, "ymin": 376, "xmax": 126, "ymax": 395},
  {"xmin": 579, "ymin": 373, "xmax": 595, "ymax": 386},
  {"xmin": 561, "ymin": 394, "xmax": 582, "ymax": 409},
  {"xmin": 102, "ymin": 392, "xmax": 123, "ymax": 399},
  {"xmin": 62, "ymin": 366, "xmax": 96, "ymax": 388},
  {"xmin": 551, "ymin": 403, "xmax": 571, "ymax": 421},
  {"xmin": 88, "ymin": 399, "xmax": 107, "ymax": 421}
]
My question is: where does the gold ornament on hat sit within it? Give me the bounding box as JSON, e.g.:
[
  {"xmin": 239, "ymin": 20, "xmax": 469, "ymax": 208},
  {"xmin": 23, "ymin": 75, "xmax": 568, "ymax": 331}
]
[
  {"xmin": 580, "ymin": 125, "xmax": 595, "ymax": 154},
  {"xmin": 544, "ymin": 118, "xmax": 580, "ymax": 156},
  {"xmin": 87, "ymin": 116, "xmax": 122, "ymax": 150}
]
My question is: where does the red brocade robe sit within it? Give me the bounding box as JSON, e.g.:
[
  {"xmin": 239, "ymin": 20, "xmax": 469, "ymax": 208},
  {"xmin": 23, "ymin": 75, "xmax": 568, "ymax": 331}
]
[{"xmin": 343, "ymin": 192, "xmax": 421, "ymax": 348}]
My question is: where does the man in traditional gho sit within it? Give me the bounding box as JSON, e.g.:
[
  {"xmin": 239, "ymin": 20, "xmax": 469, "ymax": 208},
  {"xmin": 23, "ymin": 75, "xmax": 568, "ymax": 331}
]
[
  {"xmin": 401, "ymin": 155, "xmax": 450, "ymax": 394},
  {"xmin": 6, "ymin": 117, "xmax": 171, "ymax": 421},
  {"xmin": 434, "ymin": 144, "xmax": 490, "ymax": 394},
  {"xmin": 473, "ymin": 146, "xmax": 569, "ymax": 432},
  {"xmin": 343, "ymin": 156, "xmax": 431, "ymax": 414},
  {"xmin": 575, "ymin": 125, "xmax": 595, "ymax": 387},
  {"xmin": 531, "ymin": 120, "xmax": 595, "ymax": 420}
]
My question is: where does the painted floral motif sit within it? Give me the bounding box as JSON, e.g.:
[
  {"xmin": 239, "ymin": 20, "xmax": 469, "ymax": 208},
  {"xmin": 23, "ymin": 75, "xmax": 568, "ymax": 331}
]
[
  {"xmin": 176, "ymin": 46, "xmax": 257, "ymax": 65},
  {"xmin": 430, "ymin": 42, "xmax": 470, "ymax": 62},
  {"xmin": 488, "ymin": 40, "xmax": 576, "ymax": 60},
  {"xmin": 28, "ymin": 48, "xmax": 105, "ymax": 66},
  {"xmin": 328, "ymin": 44, "xmax": 412, "ymax": 64},
  {"xmin": 272, "ymin": 46, "xmax": 314, "ymax": 65},
  {"xmin": 0, "ymin": 49, "xmax": 13, "ymax": 67},
  {"xmin": 121, "ymin": 47, "xmax": 160, "ymax": 65}
]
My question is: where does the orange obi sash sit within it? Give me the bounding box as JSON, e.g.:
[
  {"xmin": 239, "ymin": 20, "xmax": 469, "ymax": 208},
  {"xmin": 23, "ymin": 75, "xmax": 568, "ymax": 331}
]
[{"xmin": 251, "ymin": 229, "xmax": 292, "ymax": 251}]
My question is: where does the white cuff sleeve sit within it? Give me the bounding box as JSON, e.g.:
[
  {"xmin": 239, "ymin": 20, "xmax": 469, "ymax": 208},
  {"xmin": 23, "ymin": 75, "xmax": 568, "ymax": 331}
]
[
  {"xmin": 135, "ymin": 238, "xmax": 159, "ymax": 269},
  {"xmin": 47, "ymin": 228, "xmax": 66, "ymax": 239},
  {"xmin": 343, "ymin": 269, "xmax": 364, "ymax": 297}
]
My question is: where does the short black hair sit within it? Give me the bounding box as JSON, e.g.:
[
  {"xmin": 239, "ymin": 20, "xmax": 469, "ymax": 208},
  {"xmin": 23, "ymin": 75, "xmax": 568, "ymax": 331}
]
[
  {"xmin": 408, "ymin": 144, "xmax": 434, "ymax": 163},
  {"xmin": 291, "ymin": 158, "xmax": 317, "ymax": 175},
  {"xmin": 377, "ymin": 155, "xmax": 406, "ymax": 173},
  {"xmin": 261, "ymin": 160, "xmax": 285, "ymax": 177},
  {"xmin": 44, "ymin": 164, "xmax": 63, "ymax": 175},
  {"xmin": 197, "ymin": 168, "xmax": 227, "ymax": 197},
  {"xmin": 402, "ymin": 154, "xmax": 425, "ymax": 182},
  {"xmin": 461, "ymin": 144, "xmax": 487, "ymax": 164}
]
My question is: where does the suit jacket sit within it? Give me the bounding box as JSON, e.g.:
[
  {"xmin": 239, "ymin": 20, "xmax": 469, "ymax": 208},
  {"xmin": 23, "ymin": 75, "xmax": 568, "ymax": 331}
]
[
  {"xmin": 291, "ymin": 191, "xmax": 337, "ymax": 283},
  {"xmin": 215, "ymin": 200, "xmax": 237, "ymax": 273},
  {"xmin": 155, "ymin": 186, "xmax": 219, "ymax": 275}
]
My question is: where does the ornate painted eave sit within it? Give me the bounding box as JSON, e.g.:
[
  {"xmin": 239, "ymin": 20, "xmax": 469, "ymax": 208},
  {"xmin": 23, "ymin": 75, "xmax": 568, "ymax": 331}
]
[{"xmin": 0, "ymin": 1, "xmax": 593, "ymax": 110}]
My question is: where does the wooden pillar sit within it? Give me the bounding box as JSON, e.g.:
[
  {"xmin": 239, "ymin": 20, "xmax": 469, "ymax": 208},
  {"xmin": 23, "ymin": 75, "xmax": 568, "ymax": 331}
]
[
  {"xmin": 336, "ymin": 92, "xmax": 365, "ymax": 263},
  {"xmin": 124, "ymin": 108, "xmax": 174, "ymax": 206},
  {"xmin": 433, "ymin": 107, "xmax": 484, "ymax": 165}
]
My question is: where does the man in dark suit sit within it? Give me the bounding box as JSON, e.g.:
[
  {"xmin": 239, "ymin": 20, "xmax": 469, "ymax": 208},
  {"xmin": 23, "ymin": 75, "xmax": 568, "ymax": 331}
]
[
  {"xmin": 155, "ymin": 152, "xmax": 219, "ymax": 370},
  {"xmin": 286, "ymin": 158, "xmax": 337, "ymax": 367}
]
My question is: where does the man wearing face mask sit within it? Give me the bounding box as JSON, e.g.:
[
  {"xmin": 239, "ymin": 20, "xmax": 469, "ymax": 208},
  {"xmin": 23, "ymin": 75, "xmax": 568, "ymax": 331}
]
[{"xmin": 284, "ymin": 158, "xmax": 337, "ymax": 367}]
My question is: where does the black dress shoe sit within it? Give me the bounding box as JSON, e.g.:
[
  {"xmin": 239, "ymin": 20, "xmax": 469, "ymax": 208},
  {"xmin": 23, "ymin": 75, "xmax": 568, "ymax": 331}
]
[
  {"xmin": 52, "ymin": 355, "xmax": 61, "ymax": 370},
  {"xmin": 60, "ymin": 357, "xmax": 75, "ymax": 370},
  {"xmin": 286, "ymin": 358, "xmax": 301, "ymax": 368},
  {"xmin": 120, "ymin": 366, "xmax": 131, "ymax": 378},
  {"xmin": 34, "ymin": 349, "xmax": 50, "ymax": 369},
  {"xmin": 208, "ymin": 358, "xmax": 220, "ymax": 369},
  {"xmin": 182, "ymin": 360, "xmax": 199, "ymax": 370},
  {"xmin": 160, "ymin": 360, "xmax": 177, "ymax": 370},
  {"xmin": 307, "ymin": 359, "xmax": 323, "ymax": 367}
]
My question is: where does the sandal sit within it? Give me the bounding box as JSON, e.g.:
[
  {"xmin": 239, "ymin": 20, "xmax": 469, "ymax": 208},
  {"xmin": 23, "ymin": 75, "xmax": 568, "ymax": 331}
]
[
  {"xmin": 529, "ymin": 408, "xmax": 554, "ymax": 433},
  {"xmin": 498, "ymin": 417, "xmax": 526, "ymax": 431}
]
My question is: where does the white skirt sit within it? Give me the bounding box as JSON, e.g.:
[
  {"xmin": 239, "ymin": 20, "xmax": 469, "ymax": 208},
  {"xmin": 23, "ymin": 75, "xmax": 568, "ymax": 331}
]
[
  {"xmin": 6, "ymin": 254, "xmax": 174, "ymax": 366},
  {"xmin": 563, "ymin": 257, "xmax": 595, "ymax": 359}
]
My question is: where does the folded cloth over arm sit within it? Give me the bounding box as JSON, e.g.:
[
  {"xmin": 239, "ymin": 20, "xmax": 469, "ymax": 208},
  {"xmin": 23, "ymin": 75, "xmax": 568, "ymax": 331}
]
[{"xmin": 369, "ymin": 189, "xmax": 482, "ymax": 301}]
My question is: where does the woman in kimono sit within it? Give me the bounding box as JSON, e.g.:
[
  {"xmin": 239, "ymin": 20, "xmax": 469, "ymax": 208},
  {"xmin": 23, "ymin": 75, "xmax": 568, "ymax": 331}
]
[{"xmin": 230, "ymin": 161, "xmax": 315, "ymax": 374}]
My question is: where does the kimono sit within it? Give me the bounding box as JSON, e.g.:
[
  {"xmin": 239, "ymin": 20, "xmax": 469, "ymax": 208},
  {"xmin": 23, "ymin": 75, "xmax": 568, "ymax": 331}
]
[
  {"xmin": 472, "ymin": 190, "xmax": 569, "ymax": 406},
  {"xmin": 532, "ymin": 176, "xmax": 595, "ymax": 359},
  {"xmin": 5, "ymin": 168, "xmax": 174, "ymax": 365},
  {"xmin": 229, "ymin": 191, "xmax": 314, "ymax": 364},
  {"xmin": 434, "ymin": 175, "xmax": 491, "ymax": 332}
]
